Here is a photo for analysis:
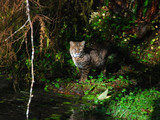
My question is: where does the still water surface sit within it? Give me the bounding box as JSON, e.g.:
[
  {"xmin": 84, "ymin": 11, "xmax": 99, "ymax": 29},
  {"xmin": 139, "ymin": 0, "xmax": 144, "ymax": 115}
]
[{"xmin": 0, "ymin": 89, "xmax": 114, "ymax": 120}]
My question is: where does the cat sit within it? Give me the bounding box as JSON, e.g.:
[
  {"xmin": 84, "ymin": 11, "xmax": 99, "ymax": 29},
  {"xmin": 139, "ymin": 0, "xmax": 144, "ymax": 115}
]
[{"xmin": 69, "ymin": 41, "xmax": 108, "ymax": 82}]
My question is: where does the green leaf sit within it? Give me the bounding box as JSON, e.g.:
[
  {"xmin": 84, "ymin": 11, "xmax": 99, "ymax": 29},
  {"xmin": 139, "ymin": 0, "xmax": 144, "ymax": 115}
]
[
  {"xmin": 44, "ymin": 85, "xmax": 49, "ymax": 92},
  {"xmin": 119, "ymin": 75, "xmax": 123, "ymax": 79},
  {"xmin": 132, "ymin": 51, "xmax": 136, "ymax": 54},
  {"xmin": 55, "ymin": 83, "xmax": 60, "ymax": 88},
  {"xmin": 63, "ymin": 102, "xmax": 71, "ymax": 105},
  {"xmin": 122, "ymin": 88, "xmax": 126, "ymax": 93}
]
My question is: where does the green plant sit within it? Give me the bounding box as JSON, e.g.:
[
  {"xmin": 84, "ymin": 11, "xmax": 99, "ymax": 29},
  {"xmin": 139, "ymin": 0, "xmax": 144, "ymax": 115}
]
[
  {"xmin": 96, "ymin": 72, "xmax": 106, "ymax": 82},
  {"xmin": 25, "ymin": 59, "xmax": 31, "ymax": 69},
  {"xmin": 52, "ymin": 78, "xmax": 61, "ymax": 89},
  {"xmin": 106, "ymin": 88, "xmax": 160, "ymax": 120}
]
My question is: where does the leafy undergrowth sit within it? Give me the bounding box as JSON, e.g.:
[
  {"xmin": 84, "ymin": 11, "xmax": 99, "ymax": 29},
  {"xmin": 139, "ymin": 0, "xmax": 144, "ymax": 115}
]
[
  {"xmin": 46, "ymin": 73, "xmax": 160, "ymax": 120},
  {"xmin": 77, "ymin": 86, "xmax": 160, "ymax": 120},
  {"xmin": 106, "ymin": 88, "xmax": 160, "ymax": 120}
]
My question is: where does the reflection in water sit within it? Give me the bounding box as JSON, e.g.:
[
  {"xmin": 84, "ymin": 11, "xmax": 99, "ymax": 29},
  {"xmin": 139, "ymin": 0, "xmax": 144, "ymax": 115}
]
[
  {"xmin": 0, "ymin": 89, "xmax": 113, "ymax": 120},
  {"xmin": 69, "ymin": 109, "xmax": 100, "ymax": 120}
]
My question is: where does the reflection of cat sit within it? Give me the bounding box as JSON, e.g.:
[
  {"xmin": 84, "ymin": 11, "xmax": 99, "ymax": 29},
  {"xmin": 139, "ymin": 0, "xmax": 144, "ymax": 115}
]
[{"xmin": 69, "ymin": 41, "xmax": 108, "ymax": 82}]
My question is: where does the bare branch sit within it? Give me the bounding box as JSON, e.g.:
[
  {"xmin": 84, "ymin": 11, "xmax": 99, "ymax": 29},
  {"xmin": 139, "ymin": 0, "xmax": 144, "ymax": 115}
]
[
  {"xmin": 4, "ymin": 20, "xmax": 29, "ymax": 41},
  {"xmin": 25, "ymin": 0, "xmax": 35, "ymax": 120}
]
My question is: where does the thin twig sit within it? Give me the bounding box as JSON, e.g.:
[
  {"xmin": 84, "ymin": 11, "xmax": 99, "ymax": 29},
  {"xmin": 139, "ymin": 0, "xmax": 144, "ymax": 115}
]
[
  {"xmin": 25, "ymin": 0, "xmax": 35, "ymax": 120},
  {"xmin": 4, "ymin": 20, "xmax": 29, "ymax": 41}
]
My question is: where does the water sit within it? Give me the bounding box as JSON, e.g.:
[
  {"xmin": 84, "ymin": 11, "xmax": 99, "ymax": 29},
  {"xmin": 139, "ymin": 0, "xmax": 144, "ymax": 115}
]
[{"xmin": 0, "ymin": 89, "xmax": 113, "ymax": 120}]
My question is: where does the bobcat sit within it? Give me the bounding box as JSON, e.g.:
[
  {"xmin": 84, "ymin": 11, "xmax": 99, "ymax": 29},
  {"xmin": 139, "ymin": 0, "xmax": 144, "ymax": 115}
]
[{"xmin": 69, "ymin": 41, "xmax": 108, "ymax": 82}]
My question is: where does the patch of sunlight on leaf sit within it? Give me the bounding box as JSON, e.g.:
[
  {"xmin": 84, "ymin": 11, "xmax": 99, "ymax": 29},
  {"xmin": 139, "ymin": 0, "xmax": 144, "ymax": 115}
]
[
  {"xmin": 45, "ymin": 114, "xmax": 61, "ymax": 120},
  {"xmin": 83, "ymin": 95, "xmax": 96, "ymax": 101},
  {"xmin": 63, "ymin": 102, "xmax": 71, "ymax": 105}
]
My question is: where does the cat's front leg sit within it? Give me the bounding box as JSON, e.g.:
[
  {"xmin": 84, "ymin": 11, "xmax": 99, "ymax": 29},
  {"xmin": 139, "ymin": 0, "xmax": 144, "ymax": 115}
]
[
  {"xmin": 78, "ymin": 68, "xmax": 82, "ymax": 78},
  {"xmin": 80, "ymin": 68, "xmax": 90, "ymax": 82}
]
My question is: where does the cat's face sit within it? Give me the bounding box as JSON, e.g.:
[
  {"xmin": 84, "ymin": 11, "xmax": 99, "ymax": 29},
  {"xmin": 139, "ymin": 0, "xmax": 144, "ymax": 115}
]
[{"xmin": 69, "ymin": 41, "xmax": 85, "ymax": 58}]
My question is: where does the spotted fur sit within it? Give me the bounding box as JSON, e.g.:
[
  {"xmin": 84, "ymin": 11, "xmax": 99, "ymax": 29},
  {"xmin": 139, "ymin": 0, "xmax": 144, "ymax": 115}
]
[{"xmin": 70, "ymin": 41, "xmax": 108, "ymax": 82}]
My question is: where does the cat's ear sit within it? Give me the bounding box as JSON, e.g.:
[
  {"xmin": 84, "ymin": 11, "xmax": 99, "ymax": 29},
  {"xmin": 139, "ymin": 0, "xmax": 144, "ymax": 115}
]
[
  {"xmin": 81, "ymin": 41, "xmax": 85, "ymax": 46},
  {"xmin": 70, "ymin": 41, "xmax": 74, "ymax": 46}
]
